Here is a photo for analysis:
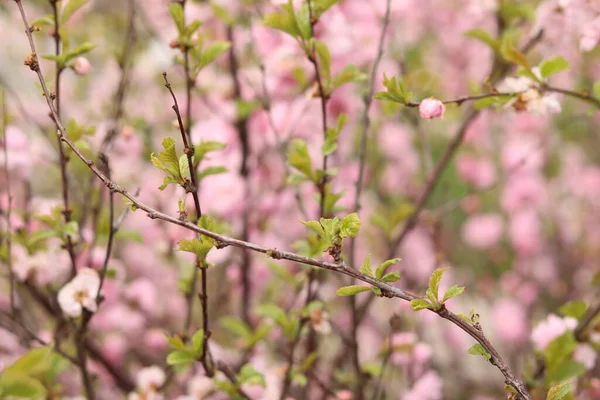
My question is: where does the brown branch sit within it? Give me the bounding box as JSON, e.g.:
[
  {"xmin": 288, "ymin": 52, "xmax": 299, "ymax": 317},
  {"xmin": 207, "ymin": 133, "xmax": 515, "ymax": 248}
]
[
  {"xmin": 14, "ymin": 2, "xmax": 531, "ymax": 398},
  {"xmin": 542, "ymin": 85, "xmax": 600, "ymax": 109},
  {"xmin": 405, "ymin": 92, "xmax": 519, "ymax": 107}
]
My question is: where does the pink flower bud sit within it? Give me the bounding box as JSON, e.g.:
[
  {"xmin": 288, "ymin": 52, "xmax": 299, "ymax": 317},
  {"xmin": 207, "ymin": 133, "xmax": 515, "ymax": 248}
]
[
  {"xmin": 419, "ymin": 98, "xmax": 445, "ymax": 119},
  {"xmin": 72, "ymin": 57, "xmax": 91, "ymax": 76}
]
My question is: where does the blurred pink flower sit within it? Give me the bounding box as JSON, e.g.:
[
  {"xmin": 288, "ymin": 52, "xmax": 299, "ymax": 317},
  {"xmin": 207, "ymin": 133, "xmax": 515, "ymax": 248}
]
[
  {"xmin": 456, "ymin": 155, "xmax": 496, "ymax": 189},
  {"xmin": 72, "ymin": 57, "xmax": 92, "ymax": 76},
  {"xmin": 501, "ymin": 173, "xmax": 547, "ymax": 213},
  {"xmin": 125, "ymin": 278, "xmax": 158, "ymax": 315},
  {"xmin": 136, "ymin": 365, "xmax": 165, "ymax": 392},
  {"xmin": 509, "ymin": 211, "xmax": 542, "ymax": 256},
  {"xmin": 403, "ymin": 370, "xmax": 443, "ymax": 400},
  {"xmin": 57, "ymin": 268, "xmax": 100, "ymax": 317},
  {"xmin": 574, "ymin": 343, "xmax": 597, "ymax": 370},
  {"xmin": 461, "ymin": 213, "xmax": 504, "ymax": 249},
  {"xmin": 419, "ymin": 98, "xmax": 446, "ymax": 119},
  {"xmin": 531, "ymin": 314, "xmax": 577, "ymax": 350},
  {"xmin": 580, "ymin": 17, "xmax": 600, "ymax": 51},
  {"xmin": 492, "ymin": 298, "xmax": 528, "ymax": 344}
]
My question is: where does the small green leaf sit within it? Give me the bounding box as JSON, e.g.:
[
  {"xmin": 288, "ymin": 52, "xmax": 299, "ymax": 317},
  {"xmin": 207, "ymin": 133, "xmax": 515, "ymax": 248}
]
[
  {"xmin": 64, "ymin": 42, "xmax": 96, "ymax": 62},
  {"xmin": 340, "ymin": 212, "xmax": 361, "ymax": 238},
  {"xmin": 168, "ymin": 2, "xmax": 185, "ymax": 34},
  {"xmin": 199, "ymin": 41, "xmax": 231, "ymax": 69},
  {"xmin": 540, "ymin": 57, "xmax": 570, "ymax": 78},
  {"xmin": 410, "ymin": 299, "xmax": 432, "ymax": 311},
  {"xmin": 239, "ymin": 365, "xmax": 266, "ymax": 387},
  {"xmin": 558, "ymin": 300, "xmax": 588, "ymax": 320},
  {"xmin": 464, "ymin": 29, "xmax": 499, "ymax": 52},
  {"xmin": 301, "ymin": 220, "xmax": 326, "ymax": 238},
  {"xmin": 442, "ymin": 285, "xmax": 465, "ymax": 303},
  {"xmin": 374, "ymin": 73, "xmax": 412, "ymax": 104},
  {"xmin": 220, "ymin": 316, "xmax": 252, "ymax": 338},
  {"xmin": 166, "ymin": 350, "xmax": 195, "ymax": 366},
  {"xmin": 381, "ymin": 272, "xmax": 401, "ymax": 283},
  {"xmin": 544, "ymin": 332, "xmax": 577, "ymax": 370},
  {"xmin": 360, "ymin": 254, "xmax": 373, "ymax": 277},
  {"xmin": 263, "ymin": 9, "xmax": 300, "ymax": 38},
  {"xmin": 313, "ymin": 39, "xmax": 332, "ymax": 83},
  {"xmin": 0, "ymin": 373, "xmax": 46, "ymax": 398},
  {"xmin": 546, "ymin": 382, "xmax": 572, "ymax": 400},
  {"xmin": 546, "ymin": 360, "xmax": 586, "ymax": 383},
  {"xmin": 61, "ymin": 0, "xmax": 89, "ymax": 24},
  {"xmin": 31, "ymin": 14, "xmax": 55, "ymax": 27},
  {"xmin": 195, "ymin": 140, "xmax": 226, "ymax": 161},
  {"xmin": 335, "ymin": 285, "xmax": 373, "ymax": 296},
  {"xmin": 428, "ymin": 267, "xmax": 448, "ymax": 303},
  {"xmin": 467, "ymin": 344, "xmax": 491, "ymax": 361},
  {"xmin": 176, "ymin": 238, "xmax": 213, "ymax": 261},
  {"xmin": 331, "ymin": 64, "xmax": 367, "ymax": 90},
  {"xmin": 287, "ymin": 139, "xmax": 314, "ymax": 181},
  {"xmin": 192, "ymin": 329, "xmax": 204, "ymax": 354},
  {"xmin": 164, "ymin": 334, "xmax": 186, "ymax": 351},
  {"xmin": 593, "ymin": 81, "xmax": 600, "ymax": 100},
  {"xmin": 199, "ymin": 166, "xmax": 227, "ymax": 180},
  {"xmin": 375, "ymin": 258, "xmax": 401, "ymax": 279}
]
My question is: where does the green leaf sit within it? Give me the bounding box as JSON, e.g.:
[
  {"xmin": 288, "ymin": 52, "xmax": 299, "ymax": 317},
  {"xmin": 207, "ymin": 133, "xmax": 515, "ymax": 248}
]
[
  {"xmin": 179, "ymin": 154, "xmax": 192, "ymax": 180},
  {"xmin": 151, "ymin": 137, "xmax": 183, "ymax": 188},
  {"xmin": 375, "ymin": 258, "xmax": 401, "ymax": 279},
  {"xmin": 467, "ymin": 344, "xmax": 491, "ymax": 361},
  {"xmin": 335, "ymin": 285, "xmax": 373, "ymax": 296},
  {"xmin": 31, "ymin": 14, "xmax": 55, "ymax": 27},
  {"xmin": 301, "ymin": 220, "xmax": 326, "ymax": 238},
  {"xmin": 168, "ymin": 2, "xmax": 185, "ymax": 34},
  {"xmin": 63, "ymin": 221, "xmax": 79, "ymax": 237},
  {"xmin": 410, "ymin": 299, "xmax": 432, "ymax": 311},
  {"xmin": 195, "ymin": 140, "xmax": 226, "ymax": 161},
  {"xmin": 0, "ymin": 373, "xmax": 46, "ymax": 398},
  {"xmin": 360, "ymin": 254, "xmax": 373, "ymax": 277},
  {"xmin": 4, "ymin": 347, "xmax": 53, "ymax": 377},
  {"xmin": 321, "ymin": 113, "xmax": 347, "ymax": 156},
  {"xmin": 381, "ymin": 272, "xmax": 401, "ymax": 283},
  {"xmin": 547, "ymin": 382, "xmax": 572, "ymax": 400},
  {"xmin": 166, "ymin": 350, "xmax": 196, "ymax": 366},
  {"xmin": 428, "ymin": 267, "xmax": 448, "ymax": 303},
  {"xmin": 442, "ymin": 285, "xmax": 465, "ymax": 303},
  {"xmin": 374, "ymin": 73, "xmax": 412, "ymax": 104},
  {"xmin": 464, "ymin": 29, "xmax": 499, "ymax": 52},
  {"xmin": 239, "ymin": 365, "xmax": 266, "ymax": 387},
  {"xmin": 287, "ymin": 139, "xmax": 314, "ymax": 180},
  {"xmin": 220, "ymin": 316, "xmax": 252, "ymax": 338},
  {"xmin": 64, "ymin": 42, "xmax": 96, "ymax": 62},
  {"xmin": 544, "ymin": 332, "xmax": 577, "ymax": 370},
  {"xmin": 501, "ymin": 3, "xmax": 535, "ymax": 23},
  {"xmin": 339, "ymin": 212, "xmax": 361, "ymax": 238},
  {"xmin": 593, "ymin": 81, "xmax": 600, "ymax": 100},
  {"xmin": 164, "ymin": 334, "xmax": 186, "ymax": 351},
  {"xmin": 192, "ymin": 329, "xmax": 204, "ymax": 354},
  {"xmin": 331, "ymin": 64, "xmax": 367, "ymax": 90},
  {"xmin": 313, "ymin": 39, "xmax": 332, "ymax": 83},
  {"xmin": 558, "ymin": 300, "xmax": 588, "ymax": 320},
  {"xmin": 199, "ymin": 166, "xmax": 227, "ymax": 180},
  {"xmin": 263, "ymin": 7, "xmax": 300, "ymax": 38},
  {"xmin": 61, "ymin": 0, "xmax": 89, "ymax": 24},
  {"xmin": 199, "ymin": 41, "xmax": 231, "ymax": 69},
  {"xmin": 176, "ymin": 238, "xmax": 213, "ymax": 261},
  {"xmin": 540, "ymin": 57, "xmax": 570, "ymax": 78},
  {"xmin": 546, "ymin": 360, "xmax": 586, "ymax": 383}
]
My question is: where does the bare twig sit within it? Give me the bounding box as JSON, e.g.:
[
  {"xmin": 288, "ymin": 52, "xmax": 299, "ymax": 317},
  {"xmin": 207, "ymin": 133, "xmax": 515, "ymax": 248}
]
[
  {"xmin": 14, "ymin": 1, "xmax": 533, "ymax": 397},
  {"xmin": 543, "ymin": 85, "xmax": 600, "ymax": 109}
]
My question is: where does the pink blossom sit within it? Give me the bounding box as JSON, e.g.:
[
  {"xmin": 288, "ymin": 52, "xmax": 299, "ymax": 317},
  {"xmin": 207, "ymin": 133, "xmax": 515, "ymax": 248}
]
[
  {"xmin": 72, "ymin": 57, "xmax": 92, "ymax": 76},
  {"xmin": 531, "ymin": 314, "xmax": 578, "ymax": 350},
  {"xmin": 403, "ymin": 370, "xmax": 443, "ymax": 400},
  {"xmin": 125, "ymin": 278, "xmax": 158, "ymax": 315},
  {"xmin": 419, "ymin": 98, "xmax": 446, "ymax": 119},
  {"xmin": 509, "ymin": 211, "xmax": 542, "ymax": 256},
  {"xmin": 501, "ymin": 173, "xmax": 547, "ymax": 213},
  {"xmin": 336, "ymin": 390, "xmax": 353, "ymax": 400},
  {"xmin": 574, "ymin": 343, "xmax": 597, "ymax": 369},
  {"xmin": 492, "ymin": 298, "xmax": 528, "ymax": 344},
  {"xmin": 57, "ymin": 268, "xmax": 101, "ymax": 317},
  {"xmin": 456, "ymin": 155, "xmax": 496, "ymax": 189},
  {"xmin": 461, "ymin": 213, "xmax": 504, "ymax": 249}
]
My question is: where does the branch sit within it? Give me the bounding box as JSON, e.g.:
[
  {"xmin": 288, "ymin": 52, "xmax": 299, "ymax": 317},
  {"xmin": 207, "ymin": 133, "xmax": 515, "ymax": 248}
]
[
  {"xmin": 543, "ymin": 85, "xmax": 600, "ymax": 109},
  {"xmin": 14, "ymin": 2, "xmax": 531, "ymax": 398}
]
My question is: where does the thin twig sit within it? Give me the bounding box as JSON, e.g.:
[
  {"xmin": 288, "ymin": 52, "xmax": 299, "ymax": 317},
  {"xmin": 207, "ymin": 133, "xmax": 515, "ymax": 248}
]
[
  {"xmin": 1, "ymin": 90, "xmax": 16, "ymax": 314},
  {"xmin": 543, "ymin": 85, "xmax": 600, "ymax": 109},
  {"xmin": 347, "ymin": 0, "xmax": 392, "ymax": 397},
  {"xmin": 14, "ymin": 1, "xmax": 534, "ymax": 397}
]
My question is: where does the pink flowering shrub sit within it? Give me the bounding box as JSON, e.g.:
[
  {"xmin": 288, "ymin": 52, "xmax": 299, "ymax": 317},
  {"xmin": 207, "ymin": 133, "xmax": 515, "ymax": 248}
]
[{"xmin": 1, "ymin": 0, "xmax": 600, "ymax": 399}]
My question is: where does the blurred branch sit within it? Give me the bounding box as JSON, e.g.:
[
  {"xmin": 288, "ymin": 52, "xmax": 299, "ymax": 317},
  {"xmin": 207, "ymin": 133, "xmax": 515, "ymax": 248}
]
[
  {"xmin": 543, "ymin": 85, "xmax": 600, "ymax": 109},
  {"xmin": 347, "ymin": 0, "xmax": 392, "ymax": 397},
  {"xmin": 14, "ymin": 1, "xmax": 531, "ymax": 398}
]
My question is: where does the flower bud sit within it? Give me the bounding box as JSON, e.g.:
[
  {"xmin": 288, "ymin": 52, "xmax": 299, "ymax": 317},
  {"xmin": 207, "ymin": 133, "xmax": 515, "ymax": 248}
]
[
  {"xmin": 419, "ymin": 98, "xmax": 445, "ymax": 119},
  {"xmin": 72, "ymin": 57, "xmax": 91, "ymax": 76}
]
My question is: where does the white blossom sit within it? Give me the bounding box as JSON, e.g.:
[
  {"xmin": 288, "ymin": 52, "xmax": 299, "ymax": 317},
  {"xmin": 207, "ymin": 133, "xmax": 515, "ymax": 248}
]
[
  {"xmin": 137, "ymin": 365, "xmax": 166, "ymax": 393},
  {"xmin": 57, "ymin": 268, "xmax": 100, "ymax": 317}
]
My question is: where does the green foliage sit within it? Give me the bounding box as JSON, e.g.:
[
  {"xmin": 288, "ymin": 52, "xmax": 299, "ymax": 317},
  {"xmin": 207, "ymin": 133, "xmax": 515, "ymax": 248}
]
[
  {"xmin": 256, "ymin": 303, "xmax": 298, "ymax": 340},
  {"xmin": 467, "ymin": 344, "xmax": 491, "ymax": 361},
  {"xmin": 558, "ymin": 300, "xmax": 588, "ymax": 320},
  {"xmin": 300, "ymin": 212, "xmax": 361, "ymax": 256},
  {"xmin": 593, "ymin": 81, "xmax": 600, "ymax": 100},
  {"xmin": 543, "ymin": 332, "xmax": 586, "ymax": 384},
  {"xmin": 464, "ymin": 29, "xmax": 500, "ymax": 52},
  {"xmin": 61, "ymin": 0, "xmax": 90, "ymax": 24},
  {"xmin": 151, "ymin": 137, "xmax": 186, "ymax": 190},
  {"xmin": 374, "ymin": 73, "xmax": 412, "ymax": 104},
  {"xmin": 287, "ymin": 139, "xmax": 315, "ymax": 182},
  {"xmin": 219, "ymin": 316, "xmax": 272, "ymax": 350},
  {"xmin": 168, "ymin": 3, "xmax": 185, "ymax": 34},
  {"xmin": 546, "ymin": 382, "xmax": 572, "ymax": 400},
  {"xmin": 0, "ymin": 347, "xmax": 67, "ymax": 399},
  {"xmin": 331, "ymin": 65, "xmax": 367, "ymax": 91},
  {"xmin": 35, "ymin": 206, "xmax": 79, "ymax": 243},
  {"xmin": 540, "ymin": 57, "xmax": 570, "ymax": 79},
  {"xmin": 335, "ymin": 285, "xmax": 373, "ymax": 296},
  {"xmin": 322, "ymin": 113, "xmax": 347, "ymax": 156},
  {"xmin": 500, "ymin": 2, "xmax": 535, "ymax": 24},
  {"xmin": 42, "ymin": 42, "xmax": 96, "ymax": 69},
  {"xmin": 165, "ymin": 330, "xmax": 204, "ymax": 366},
  {"xmin": 410, "ymin": 299, "xmax": 433, "ymax": 311},
  {"xmin": 410, "ymin": 268, "xmax": 464, "ymax": 311}
]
